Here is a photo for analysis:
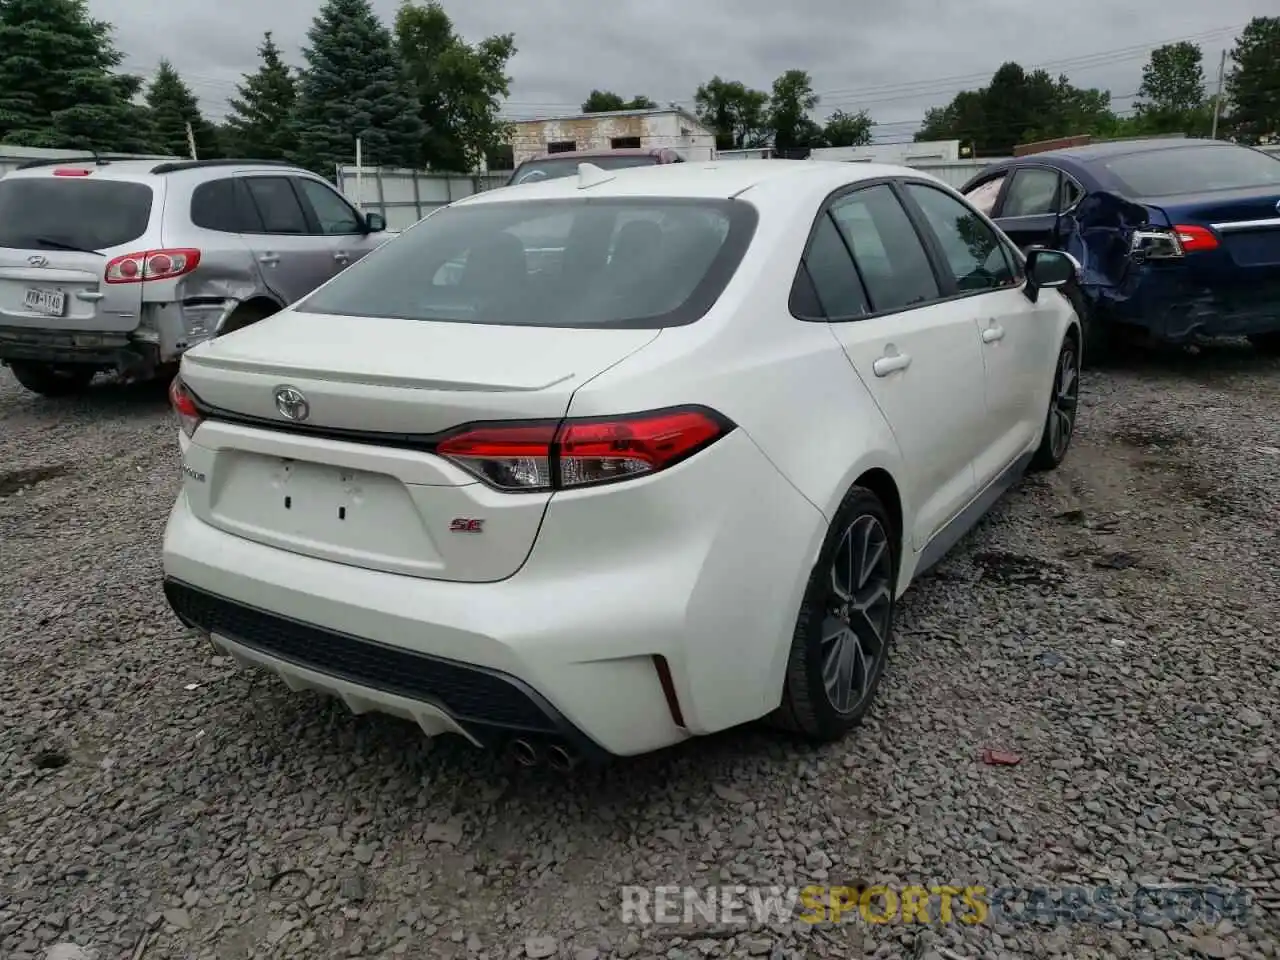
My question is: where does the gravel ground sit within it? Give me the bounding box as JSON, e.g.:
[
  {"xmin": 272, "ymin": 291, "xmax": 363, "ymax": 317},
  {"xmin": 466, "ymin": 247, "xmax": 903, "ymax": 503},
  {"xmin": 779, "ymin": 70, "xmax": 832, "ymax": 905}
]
[{"xmin": 2, "ymin": 345, "xmax": 1278, "ymax": 960}]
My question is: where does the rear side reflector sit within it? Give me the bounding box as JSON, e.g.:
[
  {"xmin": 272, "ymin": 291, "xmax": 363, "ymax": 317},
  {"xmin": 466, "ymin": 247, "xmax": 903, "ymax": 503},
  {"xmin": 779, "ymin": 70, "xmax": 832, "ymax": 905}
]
[
  {"xmin": 436, "ymin": 406, "xmax": 734, "ymax": 492},
  {"xmin": 106, "ymin": 248, "xmax": 201, "ymax": 284}
]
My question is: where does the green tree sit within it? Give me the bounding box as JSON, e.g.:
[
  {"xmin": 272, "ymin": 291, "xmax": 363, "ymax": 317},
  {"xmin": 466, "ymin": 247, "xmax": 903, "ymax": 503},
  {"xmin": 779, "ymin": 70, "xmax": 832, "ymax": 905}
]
[
  {"xmin": 914, "ymin": 63, "xmax": 1116, "ymax": 154},
  {"xmin": 0, "ymin": 0, "xmax": 154, "ymax": 152},
  {"xmin": 694, "ymin": 76, "xmax": 769, "ymax": 151},
  {"xmin": 581, "ymin": 90, "xmax": 657, "ymax": 112},
  {"xmin": 822, "ymin": 109, "xmax": 874, "ymax": 148},
  {"xmin": 768, "ymin": 69, "xmax": 821, "ymax": 151},
  {"xmin": 224, "ymin": 32, "xmax": 298, "ymax": 160},
  {"xmin": 146, "ymin": 60, "xmax": 219, "ymax": 159},
  {"xmin": 1133, "ymin": 41, "xmax": 1208, "ymax": 135},
  {"xmin": 395, "ymin": 0, "xmax": 515, "ymax": 172},
  {"xmin": 295, "ymin": 0, "xmax": 423, "ymax": 175},
  {"xmin": 1225, "ymin": 17, "xmax": 1280, "ymax": 142}
]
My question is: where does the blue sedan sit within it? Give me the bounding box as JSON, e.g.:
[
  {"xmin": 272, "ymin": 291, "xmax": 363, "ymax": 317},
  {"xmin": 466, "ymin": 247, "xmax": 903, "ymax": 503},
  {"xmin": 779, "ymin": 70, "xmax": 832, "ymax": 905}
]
[{"xmin": 959, "ymin": 139, "xmax": 1280, "ymax": 359}]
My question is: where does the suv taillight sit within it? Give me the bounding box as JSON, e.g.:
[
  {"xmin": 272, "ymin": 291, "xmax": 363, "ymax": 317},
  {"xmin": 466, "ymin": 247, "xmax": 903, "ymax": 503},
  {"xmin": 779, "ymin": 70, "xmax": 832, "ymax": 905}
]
[
  {"xmin": 435, "ymin": 406, "xmax": 734, "ymax": 492},
  {"xmin": 1129, "ymin": 224, "xmax": 1219, "ymax": 260},
  {"xmin": 169, "ymin": 377, "xmax": 204, "ymax": 438},
  {"xmin": 106, "ymin": 248, "xmax": 201, "ymax": 284}
]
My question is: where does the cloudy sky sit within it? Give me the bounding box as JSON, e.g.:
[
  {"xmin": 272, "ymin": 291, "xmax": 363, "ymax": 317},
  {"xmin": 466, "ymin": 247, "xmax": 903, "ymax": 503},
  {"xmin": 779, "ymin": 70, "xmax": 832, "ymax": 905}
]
[{"xmin": 94, "ymin": 0, "xmax": 1273, "ymax": 143}]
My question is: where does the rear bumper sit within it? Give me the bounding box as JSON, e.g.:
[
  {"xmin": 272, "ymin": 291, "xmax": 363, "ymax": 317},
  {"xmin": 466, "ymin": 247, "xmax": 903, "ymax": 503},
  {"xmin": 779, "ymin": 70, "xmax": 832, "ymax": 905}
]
[
  {"xmin": 161, "ymin": 429, "xmax": 826, "ymax": 757},
  {"xmin": 0, "ymin": 325, "xmax": 155, "ymax": 368},
  {"xmin": 1098, "ymin": 272, "xmax": 1280, "ymax": 341}
]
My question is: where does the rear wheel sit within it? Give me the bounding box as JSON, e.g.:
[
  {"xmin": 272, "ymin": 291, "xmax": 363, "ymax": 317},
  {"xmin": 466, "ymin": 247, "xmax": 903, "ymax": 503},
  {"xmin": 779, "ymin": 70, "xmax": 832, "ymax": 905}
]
[
  {"xmin": 1248, "ymin": 332, "xmax": 1280, "ymax": 356},
  {"xmin": 217, "ymin": 301, "xmax": 278, "ymax": 337},
  {"xmin": 772, "ymin": 487, "xmax": 897, "ymax": 741},
  {"xmin": 8, "ymin": 362, "xmax": 97, "ymax": 397},
  {"xmin": 1029, "ymin": 333, "xmax": 1080, "ymax": 472}
]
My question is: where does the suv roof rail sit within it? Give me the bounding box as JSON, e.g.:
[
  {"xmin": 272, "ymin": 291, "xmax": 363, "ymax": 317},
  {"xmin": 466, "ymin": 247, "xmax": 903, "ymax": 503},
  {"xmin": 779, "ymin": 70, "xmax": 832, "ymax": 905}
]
[
  {"xmin": 14, "ymin": 154, "xmax": 141, "ymax": 170},
  {"xmin": 149, "ymin": 158, "xmax": 299, "ymax": 174}
]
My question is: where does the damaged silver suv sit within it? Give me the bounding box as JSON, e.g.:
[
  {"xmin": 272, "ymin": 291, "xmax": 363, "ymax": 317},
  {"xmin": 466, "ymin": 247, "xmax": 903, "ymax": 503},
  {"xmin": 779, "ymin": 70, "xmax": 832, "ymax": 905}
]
[{"xmin": 0, "ymin": 157, "xmax": 391, "ymax": 396}]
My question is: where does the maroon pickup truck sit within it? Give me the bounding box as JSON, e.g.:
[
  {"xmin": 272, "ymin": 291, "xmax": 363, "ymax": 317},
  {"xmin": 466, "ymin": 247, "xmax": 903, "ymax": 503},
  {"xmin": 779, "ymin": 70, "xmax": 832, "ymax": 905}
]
[{"xmin": 506, "ymin": 148, "xmax": 684, "ymax": 186}]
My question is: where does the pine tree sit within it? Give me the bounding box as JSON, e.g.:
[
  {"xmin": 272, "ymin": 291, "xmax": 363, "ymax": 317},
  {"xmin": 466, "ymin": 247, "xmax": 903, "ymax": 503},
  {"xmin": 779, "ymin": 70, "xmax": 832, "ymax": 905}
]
[
  {"xmin": 146, "ymin": 60, "xmax": 219, "ymax": 159},
  {"xmin": 293, "ymin": 0, "xmax": 423, "ymax": 175},
  {"xmin": 1225, "ymin": 17, "xmax": 1280, "ymax": 143},
  {"xmin": 0, "ymin": 0, "xmax": 154, "ymax": 151},
  {"xmin": 224, "ymin": 32, "xmax": 298, "ymax": 160}
]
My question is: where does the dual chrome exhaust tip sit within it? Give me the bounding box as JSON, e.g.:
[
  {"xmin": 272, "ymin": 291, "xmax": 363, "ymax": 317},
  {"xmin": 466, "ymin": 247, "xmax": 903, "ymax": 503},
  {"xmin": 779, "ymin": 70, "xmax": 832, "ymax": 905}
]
[{"xmin": 508, "ymin": 738, "xmax": 578, "ymax": 772}]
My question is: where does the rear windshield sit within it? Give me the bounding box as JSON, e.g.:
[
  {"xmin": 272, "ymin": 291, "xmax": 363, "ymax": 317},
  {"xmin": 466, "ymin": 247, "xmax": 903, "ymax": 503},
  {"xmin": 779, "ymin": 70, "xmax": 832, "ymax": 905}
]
[
  {"xmin": 0, "ymin": 177, "xmax": 153, "ymax": 250},
  {"xmin": 1102, "ymin": 145, "xmax": 1280, "ymax": 196},
  {"xmin": 299, "ymin": 197, "xmax": 758, "ymax": 329},
  {"xmin": 510, "ymin": 155, "xmax": 660, "ymax": 185}
]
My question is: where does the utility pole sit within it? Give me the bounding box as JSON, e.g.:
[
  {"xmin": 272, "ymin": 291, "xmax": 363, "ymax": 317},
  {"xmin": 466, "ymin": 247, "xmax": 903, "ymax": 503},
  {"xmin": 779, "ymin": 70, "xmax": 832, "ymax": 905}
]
[
  {"xmin": 185, "ymin": 121, "xmax": 198, "ymax": 160},
  {"xmin": 1210, "ymin": 48, "xmax": 1227, "ymax": 141}
]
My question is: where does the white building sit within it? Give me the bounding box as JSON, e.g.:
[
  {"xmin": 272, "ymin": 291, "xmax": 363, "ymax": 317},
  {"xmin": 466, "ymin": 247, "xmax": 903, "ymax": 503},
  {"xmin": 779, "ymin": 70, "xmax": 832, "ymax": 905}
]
[{"xmin": 506, "ymin": 107, "xmax": 717, "ymax": 165}]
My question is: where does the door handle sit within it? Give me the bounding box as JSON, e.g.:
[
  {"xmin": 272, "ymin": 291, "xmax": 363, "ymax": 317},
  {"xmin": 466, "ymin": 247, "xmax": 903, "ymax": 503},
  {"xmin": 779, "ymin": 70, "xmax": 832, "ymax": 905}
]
[
  {"xmin": 258, "ymin": 254, "xmax": 280, "ymax": 266},
  {"xmin": 982, "ymin": 324, "xmax": 1005, "ymax": 343},
  {"xmin": 872, "ymin": 352, "xmax": 912, "ymax": 377}
]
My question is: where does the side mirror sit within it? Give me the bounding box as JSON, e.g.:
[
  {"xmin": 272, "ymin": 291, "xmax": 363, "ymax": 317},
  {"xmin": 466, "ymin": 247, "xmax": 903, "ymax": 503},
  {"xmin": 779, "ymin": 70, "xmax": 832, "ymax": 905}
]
[
  {"xmin": 364, "ymin": 212, "xmax": 386, "ymax": 233},
  {"xmin": 1023, "ymin": 248, "xmax": 1077, "ymax": 302}
]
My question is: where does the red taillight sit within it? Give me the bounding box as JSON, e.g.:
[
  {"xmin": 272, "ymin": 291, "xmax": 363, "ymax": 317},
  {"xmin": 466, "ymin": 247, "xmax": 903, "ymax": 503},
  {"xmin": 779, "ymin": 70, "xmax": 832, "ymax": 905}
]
[
  {"xmin": 1172, "ymin": 224, "xmax": 1219, "ymax": 253},
  {"xmin": 53, "ymin": 168, "xmax": 92, "ymax": 177},
  {"xmin": 435, "ymin": 406, "xmax": 733, "ymax": 492},
  {"xmin": 169, "ymin": 377, "xmax": 203, "ymax": 438},
  {"xmin": 105, "ymin": 248, "xmax": 201, "ymax": 284}
]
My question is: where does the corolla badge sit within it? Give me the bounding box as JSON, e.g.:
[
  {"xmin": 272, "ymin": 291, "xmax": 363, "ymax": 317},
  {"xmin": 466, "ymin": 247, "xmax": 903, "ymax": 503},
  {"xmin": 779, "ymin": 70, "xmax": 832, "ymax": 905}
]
[
  {"xmin": 273, "ymin": 385, "xmax": 310, "ymax": 421},
  {"xmin": 27, "ymin": 255, "xmax": 48, "ymax": 267}
]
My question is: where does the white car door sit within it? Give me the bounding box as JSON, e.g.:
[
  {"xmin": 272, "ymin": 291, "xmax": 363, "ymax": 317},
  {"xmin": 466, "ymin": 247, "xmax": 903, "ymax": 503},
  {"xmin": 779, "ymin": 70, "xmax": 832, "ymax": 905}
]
[
  {"xmin": 807, "ymin": 182, "xmax": 988, "ymax": 552},
  {"xmin": 899, "ymin": 180, "xmax": 1053, "ymax": 488}
]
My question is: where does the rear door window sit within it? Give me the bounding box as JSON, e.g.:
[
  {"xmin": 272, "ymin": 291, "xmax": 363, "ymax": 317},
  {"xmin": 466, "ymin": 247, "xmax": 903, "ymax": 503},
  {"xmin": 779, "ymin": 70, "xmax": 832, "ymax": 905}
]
[
  {"xmin": 0, "ymin": 178, "xmax": 153, "ymax": 251},
  {"xmin": 191, "ymin": 178, "xmax": 264, "ymax": 233},
  {"xmin": 792, "ymin": 213, "xmax": 869, "ymax": 319},
  {"xmin": 828, "ymin": 184, "xmax": 939, "ymax": 312},
  {"xmin": 1002, "ymin": 168, "xmax": 1060, "ymax": 217},
  {"xmin": 243, "ymin": 177, "xmax": 308, "ymax": 234},
  {"xmin": 300, "ymin": 197, "xmax": 758, "ymax": 328}
]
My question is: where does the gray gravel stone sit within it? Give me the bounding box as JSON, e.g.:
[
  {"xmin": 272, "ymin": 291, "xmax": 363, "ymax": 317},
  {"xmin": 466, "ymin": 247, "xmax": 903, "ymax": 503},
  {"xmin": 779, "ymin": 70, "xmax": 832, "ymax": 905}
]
[{"xmin": 1, "ymin": 347, "xmax": 1278, "ymax": 960}]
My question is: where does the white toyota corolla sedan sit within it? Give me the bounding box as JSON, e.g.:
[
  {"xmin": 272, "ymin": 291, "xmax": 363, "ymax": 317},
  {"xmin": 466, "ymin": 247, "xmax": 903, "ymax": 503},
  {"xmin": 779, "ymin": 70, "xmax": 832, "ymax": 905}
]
[{"xmin": 162, "ymin": 160, "xmax": 1081, "ymax": 766}]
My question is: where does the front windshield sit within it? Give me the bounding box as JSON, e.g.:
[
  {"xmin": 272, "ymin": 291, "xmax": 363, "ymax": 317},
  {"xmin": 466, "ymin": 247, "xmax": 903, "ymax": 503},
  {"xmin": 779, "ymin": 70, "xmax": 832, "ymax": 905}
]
[{"xmin": 509, "ymin": 155, "xmax": 660, "ymax": 185}]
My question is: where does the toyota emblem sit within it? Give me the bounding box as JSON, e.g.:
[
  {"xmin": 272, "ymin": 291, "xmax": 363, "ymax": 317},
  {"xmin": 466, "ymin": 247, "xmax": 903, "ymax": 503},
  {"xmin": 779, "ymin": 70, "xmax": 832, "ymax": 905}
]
[
  {"xmin": 273, "ymin": 385, "xmax": 310, "ymax": 421},
  {"xmin": 27, "ymin": 254, "xmax": 48, "ymax": 267},
  {"xmin": 1275, "ymin": 199, "xmax": 1280, "ymax": 215}
]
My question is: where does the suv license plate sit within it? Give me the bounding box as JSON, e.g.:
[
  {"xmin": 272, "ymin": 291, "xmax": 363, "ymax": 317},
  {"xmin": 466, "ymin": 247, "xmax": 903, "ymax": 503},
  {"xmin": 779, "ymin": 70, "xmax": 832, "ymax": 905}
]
[{"xmin": 24, "ymin": 287, "xmax": 67, "ymax": 317}]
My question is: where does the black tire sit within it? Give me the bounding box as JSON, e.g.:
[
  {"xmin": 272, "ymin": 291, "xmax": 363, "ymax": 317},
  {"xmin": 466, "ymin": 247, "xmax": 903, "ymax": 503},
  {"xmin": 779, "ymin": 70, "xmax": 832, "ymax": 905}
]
[
  {"xmin": 8, "ymin": 362, "xmax": 96, "ymax": 397},
  {"xmin": 772, "ymin": 486, "xmax": 898, "ymax": 741},
  {"xmin": 217, "ymin": 301, "xmax": 278, "ymax": 337},
  {"xmin": 1029, "ymin": 332, "xmax": 1081, "ymax": 472},
  {"xmin": 1063, "ymin": 283, "xmax": 1108, "ymax": 368},
  {"xmin": 1248, "ymin": 332, "xmax": 1280, "ymax": 356}
]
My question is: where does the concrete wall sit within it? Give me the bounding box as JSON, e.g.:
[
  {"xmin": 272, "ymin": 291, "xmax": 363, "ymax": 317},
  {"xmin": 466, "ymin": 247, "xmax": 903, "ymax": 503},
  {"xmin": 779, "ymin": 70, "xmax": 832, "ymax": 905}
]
[{"xmin": 507, "ymin": 111, "xmax": 716, "ymax": 164}]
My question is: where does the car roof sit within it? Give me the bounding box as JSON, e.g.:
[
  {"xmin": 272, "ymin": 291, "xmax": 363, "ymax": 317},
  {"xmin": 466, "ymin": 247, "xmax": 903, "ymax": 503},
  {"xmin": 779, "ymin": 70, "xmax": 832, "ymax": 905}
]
[
  {"xmin": 4, "ymin": 157, "xmax": 312, "ymax": 181},
  {"xmin": 525, "ymin": 148, "xmax": 668, "ymax": 161},
  {"xmin": 466, "ymin": 159, "xmax": 939, "ymax": 203}
]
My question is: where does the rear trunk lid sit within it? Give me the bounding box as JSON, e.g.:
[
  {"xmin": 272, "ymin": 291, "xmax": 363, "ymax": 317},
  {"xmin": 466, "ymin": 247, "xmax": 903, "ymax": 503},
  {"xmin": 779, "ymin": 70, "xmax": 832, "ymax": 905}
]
[
  {"xmin": 0, "ymin": 171, "xmax": 156, "ymax": 333},
  {"xmin": 1146, "ymin": 186, "xmax": 1280, "ymax": 270},
  {"xmin": 178, "ymin": 310, "xmax": 660, "ymax": 582}
]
